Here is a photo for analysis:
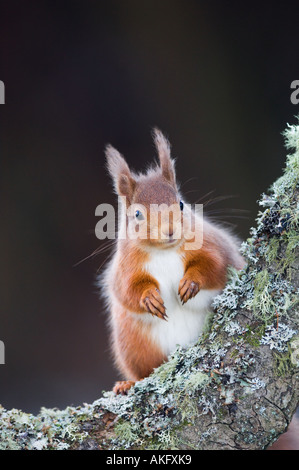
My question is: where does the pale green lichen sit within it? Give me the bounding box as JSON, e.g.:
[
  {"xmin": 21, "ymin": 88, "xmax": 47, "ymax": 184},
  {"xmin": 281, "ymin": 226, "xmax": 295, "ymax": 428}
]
[
  {"xmin": 265, "ymin": 237, "xmax": 280, "ymax": 264},
  {"xmin": 251, "ymin": 269, "xmax": 273, "ymax": 318},
  {"xmin": 290, "ymin": 337, "xmax": 299, "ymax": 367},
  {"xmin": 175, "ymin": 371, "xmax": 211, "ymax": 422},
  {"xmin": 261, "ymin": 324, "xmax": 297, "ymax": 352},
  {"xmin": 282, "ymin": 230, "xmax": 299, "ymax": 278},
  {"xmin": 155, "ymin": 355, "xmax": 179, "ymax": 383},
  {"xmin": 273, "ymin": 345, "xmax": 294, "ymax": 377},
  {"xmin": 152, "ymin": 428, "xmax": 179, "ymax": 450},
  {"xmin": 0, "ymin": 400, "xmax": 107, "ymax": 450},
  {"xmin": 114, "ymin": 419, "xmax": 140, "ymax": 447}
]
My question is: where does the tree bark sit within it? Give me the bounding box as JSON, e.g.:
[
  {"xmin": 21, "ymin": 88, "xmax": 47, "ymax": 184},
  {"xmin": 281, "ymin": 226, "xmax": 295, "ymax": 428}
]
[{"xmin": 1, "ymin": 121, "xmax": 299, "ymax": 451}]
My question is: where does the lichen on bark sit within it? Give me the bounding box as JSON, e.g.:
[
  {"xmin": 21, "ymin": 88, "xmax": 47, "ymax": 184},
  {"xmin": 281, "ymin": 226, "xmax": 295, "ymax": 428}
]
[{"xmin": 0, "ymin": 119, "xmax": 298, "ymax": 450}]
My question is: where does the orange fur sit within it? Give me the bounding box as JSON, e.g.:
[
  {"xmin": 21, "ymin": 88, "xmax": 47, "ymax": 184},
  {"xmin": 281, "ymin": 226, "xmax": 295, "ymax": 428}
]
[
  {"xmin": 112, "ymin": 244, "xmax": 155, "ymax": 313},
  {"xmin": 179, "ymin": 242, "xmax": 227, "ymax": 291},
  {"xmin": 111, "ymin": 303, "xmax": 167, "ymax": 383}
]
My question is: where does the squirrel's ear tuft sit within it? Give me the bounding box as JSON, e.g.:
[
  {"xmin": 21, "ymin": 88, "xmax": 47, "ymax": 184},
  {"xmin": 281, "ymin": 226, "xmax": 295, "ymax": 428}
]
[
  {"xmin": 152, "ymin": 128, "xmax": 176, "ymax": 188},
  {"xmin": 105, "ymin": 145, "xmax": 136, "ymax": 201}
]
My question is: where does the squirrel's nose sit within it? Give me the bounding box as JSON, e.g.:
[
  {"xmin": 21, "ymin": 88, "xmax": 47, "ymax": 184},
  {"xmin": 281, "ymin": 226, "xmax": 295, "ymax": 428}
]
[{"xmin": 162, "ymin": 226, "xmax": 174, "ymax": 238}]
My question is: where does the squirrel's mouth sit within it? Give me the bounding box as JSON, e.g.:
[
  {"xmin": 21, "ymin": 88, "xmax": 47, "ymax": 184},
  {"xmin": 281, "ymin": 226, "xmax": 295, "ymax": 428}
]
[
  {"xmin": 139, "ymin": 231, "xmax": 184, "ymax": 248},
  {"xmin": 159, "ymin": 236, "xmax": 183, "ymax": 248}
]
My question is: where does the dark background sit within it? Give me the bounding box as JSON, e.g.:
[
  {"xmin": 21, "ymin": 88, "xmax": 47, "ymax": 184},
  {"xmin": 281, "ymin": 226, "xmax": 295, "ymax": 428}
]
[{"xmin": 0, "ymin": 0, "xmax": 298, "ymax": 414}]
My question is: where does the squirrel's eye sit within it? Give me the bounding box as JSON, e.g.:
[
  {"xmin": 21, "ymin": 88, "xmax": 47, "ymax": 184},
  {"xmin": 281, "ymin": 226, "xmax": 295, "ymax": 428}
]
[
  {"xmin": 135, "ymin": 210, "xmax": 144, "ymax": 220},
  {"xmin": 180, "ymin": 200, "xmax": 184, "ymax": 211}
]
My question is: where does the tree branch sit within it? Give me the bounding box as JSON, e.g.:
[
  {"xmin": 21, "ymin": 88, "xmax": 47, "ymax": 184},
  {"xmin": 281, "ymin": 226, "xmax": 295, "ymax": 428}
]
[{"xmin": 1, "ymin": 120, "xmax": 299, "ymax": 451}]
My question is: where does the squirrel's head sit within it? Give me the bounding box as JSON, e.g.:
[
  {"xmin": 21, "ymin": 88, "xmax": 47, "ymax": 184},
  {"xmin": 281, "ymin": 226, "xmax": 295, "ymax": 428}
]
[{"xmin": 105, "ymin": 129, "xmax": 189, "ymax": 249}]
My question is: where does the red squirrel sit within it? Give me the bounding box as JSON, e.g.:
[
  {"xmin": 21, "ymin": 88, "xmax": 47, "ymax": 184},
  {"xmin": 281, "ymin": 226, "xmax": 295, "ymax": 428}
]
[{"xmin": 102, "ymin": 129, "xmax": 244, "ymax": 395}]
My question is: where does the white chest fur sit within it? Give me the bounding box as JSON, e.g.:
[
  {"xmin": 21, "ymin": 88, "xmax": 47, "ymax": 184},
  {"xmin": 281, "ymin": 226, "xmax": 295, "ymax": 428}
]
[{"xmin": 138, "ymin": 248, "xmax": 220, "ymax": 356}]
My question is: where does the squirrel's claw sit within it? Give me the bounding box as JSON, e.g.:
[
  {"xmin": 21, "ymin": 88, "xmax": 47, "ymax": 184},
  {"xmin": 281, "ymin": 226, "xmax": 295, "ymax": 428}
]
[
  {"xmin": 113, "ymin": 380, "xmax": 135, "ymax": 395},
  {"xmin": 141, "ymin": 288, "xmax": 167, "ymax": 321},
  {"xmin": 178, "ymin": 279, "xmax": 200, "ymax": 304}
]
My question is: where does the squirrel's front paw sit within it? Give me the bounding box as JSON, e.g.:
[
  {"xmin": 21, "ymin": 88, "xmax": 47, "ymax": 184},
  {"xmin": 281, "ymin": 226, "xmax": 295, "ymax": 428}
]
[
  {"xmin": 113, "ymin": 380, "xmax": 135, "ymax": 395},
  {"xmin": 178, "ymin": 278, "xmax": 200, "ymax": 304},
  {"xmin": 140, "ymin": 288, "xmax": 167, "ymax": 321}
]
